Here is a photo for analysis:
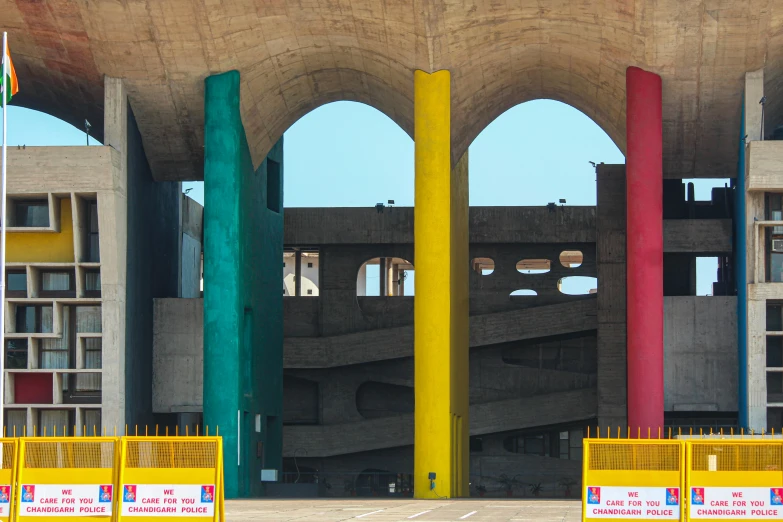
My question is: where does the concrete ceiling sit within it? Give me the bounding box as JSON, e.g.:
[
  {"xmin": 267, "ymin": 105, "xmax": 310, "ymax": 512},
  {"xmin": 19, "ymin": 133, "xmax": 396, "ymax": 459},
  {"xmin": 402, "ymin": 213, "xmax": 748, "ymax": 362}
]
[{"xmin": 3, "ymin": 0, "xmax": 781, "ymax": 181}]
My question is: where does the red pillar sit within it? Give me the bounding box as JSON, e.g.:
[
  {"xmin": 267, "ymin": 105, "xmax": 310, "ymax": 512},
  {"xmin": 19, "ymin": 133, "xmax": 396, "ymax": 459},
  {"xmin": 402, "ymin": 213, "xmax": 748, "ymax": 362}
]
[{"xmin": 626, "ymin": 66, "xmax": 664, "ymax": 438}]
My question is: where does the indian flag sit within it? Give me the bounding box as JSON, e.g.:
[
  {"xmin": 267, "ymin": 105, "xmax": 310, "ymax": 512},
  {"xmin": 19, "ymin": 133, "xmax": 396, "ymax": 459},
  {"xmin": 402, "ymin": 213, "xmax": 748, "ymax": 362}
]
[{"xmin": 0, "ymin": 41, "xmax": 18, "ymax": 104}]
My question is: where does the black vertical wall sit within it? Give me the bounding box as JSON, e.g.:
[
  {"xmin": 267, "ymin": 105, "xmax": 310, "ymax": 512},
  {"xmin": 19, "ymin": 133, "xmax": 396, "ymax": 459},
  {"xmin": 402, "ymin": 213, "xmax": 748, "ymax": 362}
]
[{"xmin": 125, "ymin": 104, "xmax": 182, "ymax": 428}]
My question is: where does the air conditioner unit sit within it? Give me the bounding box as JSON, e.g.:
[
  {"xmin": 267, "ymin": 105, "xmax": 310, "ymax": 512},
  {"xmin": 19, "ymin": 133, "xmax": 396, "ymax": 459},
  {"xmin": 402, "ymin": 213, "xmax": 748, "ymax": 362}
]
[{"xmin": 773, "ymin": 239, "xmax": 783, "ymax": 252}]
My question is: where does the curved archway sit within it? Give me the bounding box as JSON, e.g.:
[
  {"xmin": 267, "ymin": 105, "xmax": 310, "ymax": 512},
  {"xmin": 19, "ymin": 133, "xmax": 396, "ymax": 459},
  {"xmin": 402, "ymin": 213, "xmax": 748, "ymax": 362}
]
[
  {"xmin": 284, "ymin": 101, "xmax": 414, "ymax": 207},
  {"xmin": 468, "ymin": 100, "xmax": 624, "ymax": 206}
]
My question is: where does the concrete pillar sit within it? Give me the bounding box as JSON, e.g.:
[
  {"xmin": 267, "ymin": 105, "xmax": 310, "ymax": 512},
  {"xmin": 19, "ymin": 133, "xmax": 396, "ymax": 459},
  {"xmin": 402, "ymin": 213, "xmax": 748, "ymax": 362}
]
[
  {"xmin": 204, "ymin": 70, "xmax": 285, "ymax": 497},
  {"xmin": 626, "ymin": 67, "xmax": 664, "ymax": 436},
  {"xmin": 743, "ymin": 69, "xmax": 767, "ymax": 431},
  {"xmin": 596, "ymin": 165, "xmax": 627, "ymax": 431},
  {"xmin": 295, "ymin": 250, "xmax": 302, "ymax": 297},
  {"xmin": 100, "ymin": 77, "xmax": 128, "ymax": 433},
  {"xmin": 413, "ymin": 69, "xmax": 469, "ymax": 498},
  {"xmin": 379, "ymin": 257, "xmax": 387, "ymax": 296}
]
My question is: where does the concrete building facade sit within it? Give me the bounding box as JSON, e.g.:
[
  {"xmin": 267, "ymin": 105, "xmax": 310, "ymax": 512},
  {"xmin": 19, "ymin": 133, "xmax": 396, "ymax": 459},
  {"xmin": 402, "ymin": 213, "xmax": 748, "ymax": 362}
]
[
  {"xmin": 6, "ymin": 0, "xmax": 783, "ymax": 499},
  {"xmin": 2, "ymin": 79, "xmax": 201, "ymax": 438}
]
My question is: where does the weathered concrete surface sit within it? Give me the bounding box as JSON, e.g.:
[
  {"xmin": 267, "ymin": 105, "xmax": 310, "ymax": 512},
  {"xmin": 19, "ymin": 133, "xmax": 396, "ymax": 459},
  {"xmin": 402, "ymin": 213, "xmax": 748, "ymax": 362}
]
[
  {"xmin": 664, "ymin": 296, "xmax": 738, "ymax": 412},
  {"xmin": 285, "ymin": 207, "xmax": 597, "ymax": 245},
  {"xmin": 223, "ymin": 499, "xmax": 583, "ymax": 521},
  {"xmin": 746, "ymin": 139, "xmax": 783, "ymax": 192},
  {"xmin": 152, "ymin": 298, "xmax": 203, "ymax": 413},
  {"xmin": 596, "ymin": 165, "xmax": 626, "ymax": 430},
  {"xmin": 663, "ymin": 219, "xmax": 733, "ymax": 254},
  {"xmin": 153, "ymin": 297, "xmax": 596, "ymax": 371},
  {"xmin": 284, "ymin": 207, "xmax": 732, "ymax": 252},
  {"xmin": 7, "ymin": 0, "xmax": 780, "ymax": 180}
]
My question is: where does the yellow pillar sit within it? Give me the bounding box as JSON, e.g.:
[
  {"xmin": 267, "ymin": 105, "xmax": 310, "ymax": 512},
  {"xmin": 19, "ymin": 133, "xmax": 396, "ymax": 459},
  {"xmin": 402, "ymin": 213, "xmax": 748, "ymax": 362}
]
[{"xmin": 413, "ymin": 69, "xmax": 469, "ymax": 499}]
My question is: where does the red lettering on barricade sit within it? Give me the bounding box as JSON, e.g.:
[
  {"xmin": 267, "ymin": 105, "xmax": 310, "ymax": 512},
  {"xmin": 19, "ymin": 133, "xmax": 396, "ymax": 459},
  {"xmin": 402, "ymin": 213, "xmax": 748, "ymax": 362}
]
[
  {"xmin": 690, "ymin": 487, "xmax": 783, "ymax": 519},
  {"xmin": 585, "ymin": 487, "xmax": 679, "ymax": 519},
  {"xmin": 17, "ymin": 485, "xmax": 112, "ymax": 518},
  {"xmin": 120, "ymin": 485, "xmax": 216, "ymax": 517}
]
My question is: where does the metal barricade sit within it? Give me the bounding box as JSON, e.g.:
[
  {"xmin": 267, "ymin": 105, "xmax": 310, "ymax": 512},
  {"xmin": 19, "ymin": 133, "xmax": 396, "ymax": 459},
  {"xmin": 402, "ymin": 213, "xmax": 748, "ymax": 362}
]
[
  {"xmin": 15, "ymin": 437, "xmax": 118, "ymax": 521},
  {"xmin": 583, "ymin": 438, "xmax": 685, "ymax": 521},
  {"xmin": 685, "ymin": 438, "xmax": 783, "ymax": 521},
  {"xmin": 116, "ymin": 436, "xmax": 223, "ymax": 521}
]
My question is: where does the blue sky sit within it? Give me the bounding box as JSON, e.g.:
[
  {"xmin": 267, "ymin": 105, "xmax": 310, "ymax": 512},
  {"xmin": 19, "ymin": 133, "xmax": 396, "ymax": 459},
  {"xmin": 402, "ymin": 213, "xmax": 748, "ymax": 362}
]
[{"xmin": 4, "ymin": 101, "xmax": 724, "ymax": 295}]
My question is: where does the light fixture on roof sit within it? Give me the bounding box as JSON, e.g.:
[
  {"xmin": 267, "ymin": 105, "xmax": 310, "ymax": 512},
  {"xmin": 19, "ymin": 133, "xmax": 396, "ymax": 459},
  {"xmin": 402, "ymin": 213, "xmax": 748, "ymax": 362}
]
[{"xmin": 375, "ymin": 203, "xmax": 384, "ymax": 214}]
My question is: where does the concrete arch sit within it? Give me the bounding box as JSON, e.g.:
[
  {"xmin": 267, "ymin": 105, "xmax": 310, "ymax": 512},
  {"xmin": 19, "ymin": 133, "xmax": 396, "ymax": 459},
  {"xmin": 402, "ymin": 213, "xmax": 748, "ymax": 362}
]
[
  {"xmin": 9, "ymin": 0, "xmax": 783, "ymax": 181},
  {"xmin": 451, "ymin": 68, "xmax": 628, "ymax": 164},
  {"xmin": 241, "ymin": 66, "xmax": 414, "ymax": 169}
]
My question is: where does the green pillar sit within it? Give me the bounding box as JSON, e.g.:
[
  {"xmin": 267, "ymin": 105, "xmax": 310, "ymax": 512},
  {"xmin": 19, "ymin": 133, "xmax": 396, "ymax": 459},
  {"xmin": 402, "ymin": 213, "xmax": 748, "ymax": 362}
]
[{"xmin": 204, "ymin": 70, "xmax": 284, "ymax": 498}]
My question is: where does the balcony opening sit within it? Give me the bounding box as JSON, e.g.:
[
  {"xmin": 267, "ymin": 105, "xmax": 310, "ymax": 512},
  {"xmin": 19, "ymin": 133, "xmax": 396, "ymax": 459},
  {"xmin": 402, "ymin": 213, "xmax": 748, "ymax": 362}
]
[
  {"xmin": 558, "ymin": 276, "xmax": 597, "ymax": 295},
  {"xmin": 559, "ymin": 251, "xmax": 583, "ymax": 268},
  {"xmin": 283, "ymin": 249, "xmax": 319, "ymax": 297},
  {"xmin": 357, "ymin": 258, "xmax": 414, "ymax": 296},
  {"xmin": 472, "ymin": 257, "xmax": 494, "ymax": 275},
  {"xmin": 517, "ymin": 259, "xmax": 551, "ymax": 274}
]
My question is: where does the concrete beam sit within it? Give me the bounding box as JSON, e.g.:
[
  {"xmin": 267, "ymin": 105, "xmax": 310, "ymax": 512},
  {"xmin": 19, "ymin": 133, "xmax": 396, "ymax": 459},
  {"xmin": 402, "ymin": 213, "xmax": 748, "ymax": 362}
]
[
  {"xmin": 663, "ymin": 219, "xmax": 733, "ymax": 254},
  {"xmin": 284, "ymin": 207, "xmax": 597, "ymax": 245}
]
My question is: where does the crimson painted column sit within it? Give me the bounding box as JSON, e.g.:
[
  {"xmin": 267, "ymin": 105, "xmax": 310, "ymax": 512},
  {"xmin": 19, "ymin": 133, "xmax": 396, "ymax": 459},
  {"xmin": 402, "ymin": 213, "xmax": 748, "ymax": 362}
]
[{"xmin": 626, "ymin": 66, "xmax": 664, "ymax": 438}]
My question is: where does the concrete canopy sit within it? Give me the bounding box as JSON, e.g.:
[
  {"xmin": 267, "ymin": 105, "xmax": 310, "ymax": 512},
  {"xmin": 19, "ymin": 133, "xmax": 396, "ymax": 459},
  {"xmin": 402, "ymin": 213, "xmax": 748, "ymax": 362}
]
[{"xmin": 4, "ymin": 0, "xmax": 780, "ymax": 181}]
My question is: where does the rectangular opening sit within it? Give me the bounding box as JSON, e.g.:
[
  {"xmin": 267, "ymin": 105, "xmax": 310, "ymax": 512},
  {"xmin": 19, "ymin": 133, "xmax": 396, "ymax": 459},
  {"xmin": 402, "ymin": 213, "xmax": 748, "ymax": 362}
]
[
  {"xmin": 768, "ymin": 336, "xmax": 783, "ymax": 367},
  {"xmin": 767, "ymin": 372, "xmax": 783, "ymax": 402},
  {"xmin": 14, "ymin": 199, "xmax": 49, "ymax": 227},
  {"xmin": 15, "ymin": 305, "xmax": 53, "ymax": 334},
  {"xmin": 696, "ymin": 257, "xmax": 718, "ymax": 296},
  {"xmin": 6, "ymin": 270, "xmax": 26, "ymax": 298},
  {"xmin": 768, "ymin": 304, "xmax": 783, "ymax": 331},
  {"xmin": 4, "ymin": 409, "xmax": 26, "ymax": 437},
  {"xmin": 40, "ymin": 269, "xmax": 76, "ymax": 298},
  {"xmin": 75, "ymin": 306, "xmax": 102, "ymax": 333},
  {"xmin": 84, "ymin": 269, "xmax": 101, "ymax": 297},
  {"xmin": 38, "ymin": 409, "xmax": 74, "ymax": 436},
  {"xmin": 65, "ymin": 373, "xmax": 102, "ymax": 403},
  {"xmin": 267, "ymin": 159, "xmax": 281, "ymax": 213},
  {"xmin": 83, "ymin": 408, "xmax": 101, "ymax": 436},
  {"xmin": 85, "ymin": 199, "xmax": 100, "ymax": 262},
  {"xmin": 5, "ymin": 339, "xmax": 28, "ymax": 369},
  {"xmin": 769, "ymin": 372, "xmax": 783, "ymax": 403}
]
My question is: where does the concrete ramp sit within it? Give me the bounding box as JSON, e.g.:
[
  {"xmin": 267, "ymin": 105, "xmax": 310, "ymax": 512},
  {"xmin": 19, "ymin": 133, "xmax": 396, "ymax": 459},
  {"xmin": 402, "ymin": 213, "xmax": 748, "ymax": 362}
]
[
  {"xmin": 282, "ymin": 388, "xmax": 597, "ymax": 457},
  {"xmin": 284, "ymin": 299, "xmax": 597, "ymax": 368}
]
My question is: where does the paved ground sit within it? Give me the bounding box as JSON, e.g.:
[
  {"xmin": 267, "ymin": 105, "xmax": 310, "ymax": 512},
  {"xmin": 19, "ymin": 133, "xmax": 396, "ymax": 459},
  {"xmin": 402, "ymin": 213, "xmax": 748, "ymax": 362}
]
[{"xmin": 225, "ymin": 499, "xmax": 583, "ymax": 521}]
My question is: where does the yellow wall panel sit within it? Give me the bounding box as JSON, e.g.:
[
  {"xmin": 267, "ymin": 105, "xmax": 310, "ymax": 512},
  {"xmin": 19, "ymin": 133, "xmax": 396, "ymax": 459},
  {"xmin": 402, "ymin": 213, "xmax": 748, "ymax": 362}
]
[{"xmin": 7, "ymin": 199, "xmax": 75, "ymax": 263}]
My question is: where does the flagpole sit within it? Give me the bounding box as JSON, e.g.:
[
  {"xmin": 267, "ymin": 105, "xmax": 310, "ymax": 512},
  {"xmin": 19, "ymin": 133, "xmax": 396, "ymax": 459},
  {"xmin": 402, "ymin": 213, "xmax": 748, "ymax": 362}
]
[{"xmin": 0, "ymin": 31, "xmax": 8, "ymax": 439}]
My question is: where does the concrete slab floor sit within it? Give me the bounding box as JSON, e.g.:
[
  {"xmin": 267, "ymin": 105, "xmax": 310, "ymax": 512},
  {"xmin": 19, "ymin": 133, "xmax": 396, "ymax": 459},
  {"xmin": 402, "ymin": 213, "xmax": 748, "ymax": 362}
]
[{"xmin": 224, "ymin": 499, "xmax": 583, "ymax": 521}]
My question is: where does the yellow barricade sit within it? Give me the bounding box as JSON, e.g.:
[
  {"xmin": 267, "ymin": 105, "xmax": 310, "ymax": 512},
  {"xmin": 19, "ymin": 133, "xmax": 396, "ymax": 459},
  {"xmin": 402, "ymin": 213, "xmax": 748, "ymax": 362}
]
[
  {"xmin": 685, "ymin": 439, "xmax": 783, "ymax": 521},
  {"xmin": 116, "ymin": 436, "xmax": 223, "ymax": 521},
  {"xmin": 583, "ymin": 438, "xmax": 685, "ymax": 521},
  {"xmin": 0, "ymin": 439, "xmax": 18, "ymax": 521},
  {"xmin": 15, "ymin": 437, "xmax": 118, "ymax": 521}
]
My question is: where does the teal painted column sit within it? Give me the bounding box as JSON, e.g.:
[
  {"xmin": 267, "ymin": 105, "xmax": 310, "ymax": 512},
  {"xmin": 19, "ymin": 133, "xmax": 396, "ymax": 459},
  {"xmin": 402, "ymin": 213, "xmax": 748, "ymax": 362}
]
[
  {"xmin": 204, "ymin": 70, "xmax": 285, "ymax": 498},
  {"xmin": 204, "ymin": 71, "xmax": 243, "ymax": 498}
]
